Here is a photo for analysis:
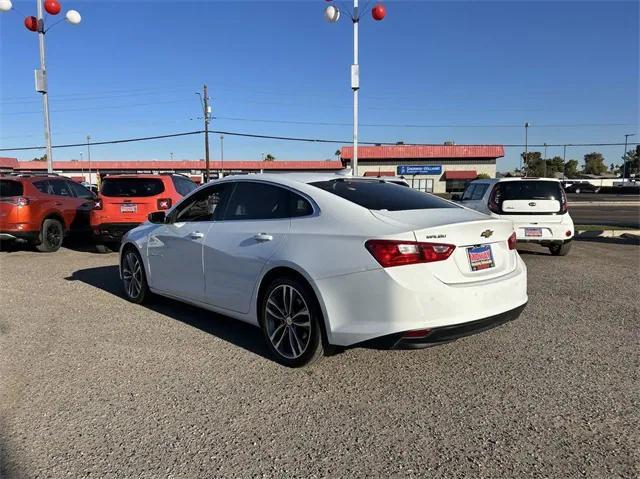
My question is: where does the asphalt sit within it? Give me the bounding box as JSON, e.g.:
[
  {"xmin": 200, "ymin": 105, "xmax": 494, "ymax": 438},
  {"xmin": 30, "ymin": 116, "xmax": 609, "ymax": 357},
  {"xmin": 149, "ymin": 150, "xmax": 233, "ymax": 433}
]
[
  {"xmin": 1, "ymin": 240, "xmax": 639, "ymax": 478},
  {"xmin": 570, "ymin": 204, "xmax": 640, "ymax": 228}
]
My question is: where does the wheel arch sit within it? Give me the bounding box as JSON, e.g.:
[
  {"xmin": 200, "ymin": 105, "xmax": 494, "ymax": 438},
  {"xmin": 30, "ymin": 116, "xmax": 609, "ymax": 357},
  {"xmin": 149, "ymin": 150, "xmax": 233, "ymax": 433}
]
[{"xmin": 42, "ymin": 211, "xmax": 66, "ymax": 230}]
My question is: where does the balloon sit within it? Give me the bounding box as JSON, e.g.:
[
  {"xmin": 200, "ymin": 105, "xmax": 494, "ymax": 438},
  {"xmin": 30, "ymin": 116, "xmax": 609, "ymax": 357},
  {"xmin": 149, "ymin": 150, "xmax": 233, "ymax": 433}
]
[
  {"xmin": 0, "ymin": 0, "xmax": 13, "ymax": 13},
  {"xmin": 65, "ymin": 9, "xmax": 81, "ymax": 25},
  {"xmin": 371, "ymin": 3, "xmax": 386, "ymax": 21},
  {"xmin": 24, "ymin": 16, "xmax": 38, "ymax": 32},
  {"xmin": 324, "ymin": 4, "xmax": 340, "ymax": 23},
  {"xmin": 44, "ymin": 0, "xmax": 61, "ymax": 15}
]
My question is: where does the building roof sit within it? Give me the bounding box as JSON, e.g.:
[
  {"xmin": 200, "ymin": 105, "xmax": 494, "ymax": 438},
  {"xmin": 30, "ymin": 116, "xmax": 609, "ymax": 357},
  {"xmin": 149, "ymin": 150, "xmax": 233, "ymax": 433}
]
[
  {"xmin": 11, "ymin": 160, "xmax": 343, "ymax": 171},
  {"xmin": 443, "ymin": 170, "xmax": 478, "ymax": 180},
  {"xmin": 0, "ymin": 157, "xmax": 19, "ymax": 169},
  {"xmin": 341, "ymin": 145, "xmax": 504, "ymax": 160}
]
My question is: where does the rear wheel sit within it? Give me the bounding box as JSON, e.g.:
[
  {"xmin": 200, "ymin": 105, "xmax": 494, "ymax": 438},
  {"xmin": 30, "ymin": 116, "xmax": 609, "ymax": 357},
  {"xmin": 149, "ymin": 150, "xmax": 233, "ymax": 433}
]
[
  {"xmin": 549, "ymin": 241, "xmax": 572, "ymax": 256},
  {"xmin": 121, "ymin": 247, "xmax": 149, "ymax": 304},
  {"xmin": 260, "ymin": 277, "xmax": 324, "ymax": 367},
  {"xmin": 35, "ymin": 218, "xmax": 64, "ymax": 252}
]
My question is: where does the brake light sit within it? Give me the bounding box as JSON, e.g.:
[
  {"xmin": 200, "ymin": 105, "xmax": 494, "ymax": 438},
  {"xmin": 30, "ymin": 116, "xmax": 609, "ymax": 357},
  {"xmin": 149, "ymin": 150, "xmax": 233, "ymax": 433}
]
[
  {"xmin": 559, "ymin": 187, "xmax": 568, "ymax": 214},
  {"xmin": 15, "ymin": 196, "xmax": 30, "ymax": 206},
  {"xmin": 93, "ymin": 198, "xmax": 103, "ymax": 210},
  {"xmin": 488, "ymin": 185, "xmax": 501, "ymax": 214},
  {"xmin": 365, "ymin": 240, "xmax": 456, "ymax": 268},
  {"xmin": 157, "ymin": 198, "xmax": 172, "ymax": 210},
  {"xmin": 508, "ymin": 231, "xmax": 517, "ymax": 250}
]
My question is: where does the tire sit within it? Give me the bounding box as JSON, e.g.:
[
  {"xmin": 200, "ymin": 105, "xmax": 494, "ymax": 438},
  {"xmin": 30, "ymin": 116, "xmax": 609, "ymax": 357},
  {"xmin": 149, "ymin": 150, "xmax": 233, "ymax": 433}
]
[
  {"xmin": 549, "ymin": 241, "xmax": 572, "ymax": 256},
  {"xmin": 121, "ymin": 247, "xmax": 150, "ymax": 304},
  {"xmin": 35, "ymin": 218, "xmax": 64, "ymax": 252},
  {"xmin": 96, "ymin": 242, "xmax": 118, "ymax": 254},
  {"xmin": 259, "ymin": 277, "xmax": 324, "ymax": 367}
]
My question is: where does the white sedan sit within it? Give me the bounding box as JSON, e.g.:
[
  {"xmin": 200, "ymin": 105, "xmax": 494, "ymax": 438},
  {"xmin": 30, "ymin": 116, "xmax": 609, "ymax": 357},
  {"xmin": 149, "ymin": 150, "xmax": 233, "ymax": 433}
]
[{"xmin": 120, "ymin": 173, "xmax": 528, "ymax": 367}]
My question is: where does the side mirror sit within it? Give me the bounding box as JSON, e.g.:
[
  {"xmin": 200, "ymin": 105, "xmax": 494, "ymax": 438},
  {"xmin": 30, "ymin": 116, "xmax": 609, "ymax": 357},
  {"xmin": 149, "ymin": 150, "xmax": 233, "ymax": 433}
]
[
  {"xmin": 451, "ymin": 194, "xmax": 462, "ymax": 201},
  {"xmin": 148, "ymin": 211, "xmax": 166, "ymax": 224}
]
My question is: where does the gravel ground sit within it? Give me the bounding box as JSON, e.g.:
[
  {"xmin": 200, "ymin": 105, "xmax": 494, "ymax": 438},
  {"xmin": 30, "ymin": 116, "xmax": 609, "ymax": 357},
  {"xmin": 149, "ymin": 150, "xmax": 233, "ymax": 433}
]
[{"xmin": 0, "ymin": 240, "xmax": 638, "ymax": 478}]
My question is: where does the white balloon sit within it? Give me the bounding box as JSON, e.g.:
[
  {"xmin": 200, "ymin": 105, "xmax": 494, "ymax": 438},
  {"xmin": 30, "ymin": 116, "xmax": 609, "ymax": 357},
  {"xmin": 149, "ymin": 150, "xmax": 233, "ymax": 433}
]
[
  {"xmin": 65, "ymin": 9, "xmax": 81, "ymax": 25},
  {"xmin": 0, "ymin": 0, "xmax": 13, "ymax": 13},
  {"xmin": 324, "ymin": 5, "xmax": 340, "ymax": 23}
]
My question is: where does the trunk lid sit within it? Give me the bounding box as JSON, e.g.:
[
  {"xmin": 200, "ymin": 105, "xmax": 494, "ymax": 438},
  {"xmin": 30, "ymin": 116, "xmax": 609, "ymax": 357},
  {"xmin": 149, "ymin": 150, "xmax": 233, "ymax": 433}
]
[
  {"xmin": 371, "ymin": 208, "xmax": 517, "ymax": 284},
  {"xmin": 501, "ymin": 199, "xmax": 559, "ymax": 214}
]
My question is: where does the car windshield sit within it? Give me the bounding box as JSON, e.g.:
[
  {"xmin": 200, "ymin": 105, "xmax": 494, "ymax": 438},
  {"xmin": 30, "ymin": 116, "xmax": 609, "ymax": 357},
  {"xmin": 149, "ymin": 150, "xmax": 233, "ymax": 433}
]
[
  {"xmin": 0, "ymin": 180, "xmax": 23, "ymax": 197},
  {"xmin": 499, "ymin": 181, "xmax": 562, "ymax": 200},
  {"xmin": 101, "ymin": 178, "xmax": 165, "ymax": 197},
  {"xmin": 310, "ymin": 179, "xmax": 457, "ymax": 211}
]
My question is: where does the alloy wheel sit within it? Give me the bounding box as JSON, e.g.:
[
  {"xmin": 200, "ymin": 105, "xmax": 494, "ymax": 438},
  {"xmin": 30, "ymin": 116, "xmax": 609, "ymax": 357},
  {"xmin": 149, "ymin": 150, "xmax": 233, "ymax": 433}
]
[
  {"xmin": 265, "ymin": 284, "xmax": 312, "ymax": 359},
  {"xmin": 122, "ymin": 251, "xmax": 143, "ymax": 300},
  {"xmin": 46, "ymin": 223, "xmax": 62, "ymax": 249}
]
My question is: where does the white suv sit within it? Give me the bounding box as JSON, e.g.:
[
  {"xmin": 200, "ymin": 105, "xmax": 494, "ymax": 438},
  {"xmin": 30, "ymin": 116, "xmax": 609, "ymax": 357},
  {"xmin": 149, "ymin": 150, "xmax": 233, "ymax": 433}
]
[{"xmin": 454, "ymin": 178, "xmax": 574, "ymax": 256}]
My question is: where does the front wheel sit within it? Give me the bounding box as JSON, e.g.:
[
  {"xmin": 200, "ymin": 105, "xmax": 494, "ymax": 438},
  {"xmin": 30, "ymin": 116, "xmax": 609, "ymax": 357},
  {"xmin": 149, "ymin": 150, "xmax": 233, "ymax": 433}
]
[
  {"xmin": 549, "ymin": 241, "xmax": 572, "ymax": 256},
  {"xmin": 260, "ymin": 277, "xmax": 324, "ymax": 367},
  {"xmin": 35, "ymin": 218, "xmax": 64, "ymax": 252},
  {"xmin": 121, "ymin": 247, "xmax": 149, "ymax": 304}
]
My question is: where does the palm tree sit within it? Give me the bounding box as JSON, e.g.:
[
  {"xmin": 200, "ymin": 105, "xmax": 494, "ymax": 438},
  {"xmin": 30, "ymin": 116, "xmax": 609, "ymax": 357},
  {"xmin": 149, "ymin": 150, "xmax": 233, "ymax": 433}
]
[{"xmin": 264, "ymin": 154, "xmax": 275, "ymax": 162}]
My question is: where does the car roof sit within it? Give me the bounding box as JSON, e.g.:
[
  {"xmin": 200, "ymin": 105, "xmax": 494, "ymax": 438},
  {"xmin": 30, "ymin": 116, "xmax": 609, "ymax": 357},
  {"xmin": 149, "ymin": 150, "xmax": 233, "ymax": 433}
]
[
  {"xmin": 470, "ymin": 177, "xmax": 561, "ymax": 184},
  {"xmin": 102, "ymin": 174, "xmax": 173, "ymax": 180},
  {"xmin": 216, "ymin": 172, "xmax": 400, "ymax": 186}
]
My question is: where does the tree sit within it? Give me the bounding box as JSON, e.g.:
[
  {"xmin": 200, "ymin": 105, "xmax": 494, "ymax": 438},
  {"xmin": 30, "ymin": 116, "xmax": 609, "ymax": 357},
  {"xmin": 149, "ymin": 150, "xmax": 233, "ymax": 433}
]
[
  {"xmin": 583, "ymin": 152, "xmax": 607, "ymax": 175},
  {"xmin": 334, "ymin": 149, "xmax": 341, "ymax": 158},
  {"xmin": 32, "ymin": 154, "xmax": 47, "ymax": 162},
  {"xmin": 546, "ymin": 156, "xmax": 564, "ymax": 177},
  {"xmin": 522, "ymin": 151, "xmax": 543, "ymax": 176},
  {"xmin": 564, "ymin": 159, "xmax": 579, "ymax": 178},
  {"xmin": 476, "ymin": 173, "xmax": 491, "ymax": 179},
  {"xmin": 264, "ymin": 154, "xmax": 275, "ymax": 162},
  {"xmin": 621, "ymin": 147, "xmax": 639, "ymax": 177}
]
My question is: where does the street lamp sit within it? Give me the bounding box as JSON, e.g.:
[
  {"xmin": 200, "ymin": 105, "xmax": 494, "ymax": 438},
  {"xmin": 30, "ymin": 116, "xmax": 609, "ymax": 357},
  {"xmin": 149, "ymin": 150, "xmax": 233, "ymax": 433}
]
[
  {"xmin": 324, "ymin": 0, "xmax": 386, "ymax": 176},
  {"xmin": 622, "ymin": 133, "xmax": 635, "ymax": 181},
  {"xmin": 521, "ymin": 122, "xmax": 530, "ymax": 174},
  {"xmin": 0, "ymin": 0, "xmax": 82, "ymax": 174}
]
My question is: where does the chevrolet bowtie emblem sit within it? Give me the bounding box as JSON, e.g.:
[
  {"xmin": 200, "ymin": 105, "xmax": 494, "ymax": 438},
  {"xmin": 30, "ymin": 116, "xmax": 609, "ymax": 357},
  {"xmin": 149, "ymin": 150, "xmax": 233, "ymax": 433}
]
[{"xmin": 480, "ymin": 229, "xmax": 493, "ymax": 238}]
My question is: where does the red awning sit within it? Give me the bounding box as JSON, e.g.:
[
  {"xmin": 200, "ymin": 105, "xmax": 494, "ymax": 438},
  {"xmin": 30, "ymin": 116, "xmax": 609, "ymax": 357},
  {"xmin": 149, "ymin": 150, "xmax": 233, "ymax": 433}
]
[
  {"xmin": 363, "ymin": 171, "xmax": 395, "ymax": 177},
  {"xmin": 443, "ymin": 170, "xmax": 477, "ymax": 180}
]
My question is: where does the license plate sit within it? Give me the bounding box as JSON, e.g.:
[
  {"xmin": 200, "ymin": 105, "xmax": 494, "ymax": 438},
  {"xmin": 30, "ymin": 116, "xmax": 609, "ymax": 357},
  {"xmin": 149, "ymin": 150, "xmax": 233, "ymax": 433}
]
[
  {"xmin": 525, "ymin": 227, "xmax": 542, "ymax": 237},
  {"xmin": 120, "ymin": 204, "xmax": 137, "ymax": 213},
  {"xmin": 467, "ymin": 244, "xmax": 495, "ymax": 271}
]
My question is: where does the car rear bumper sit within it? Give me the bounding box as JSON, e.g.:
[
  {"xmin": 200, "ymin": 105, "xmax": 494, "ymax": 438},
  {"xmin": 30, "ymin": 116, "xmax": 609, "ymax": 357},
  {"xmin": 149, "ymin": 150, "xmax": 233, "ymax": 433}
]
[
  {"xmin": 0, "ymin": 231, "xmax": 39, "ymax": 243},
  {"xmin": 93, "ymin": 223, "xmax": 141, "ymax": 243},
  {"xmin": 511, "ymin": 214, "xmax": 574, "ymax": 242}
]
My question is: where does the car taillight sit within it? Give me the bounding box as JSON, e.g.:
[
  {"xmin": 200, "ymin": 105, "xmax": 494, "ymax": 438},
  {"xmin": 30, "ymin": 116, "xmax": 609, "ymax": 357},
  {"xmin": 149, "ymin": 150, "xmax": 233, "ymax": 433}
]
[
  {"xmin": 508, "ymin": 231, "xmax": 517, "ymax": 250},
  {"xmin": 488, "ymin": 185, "xmax": 502, "ymax": 214},
  {"xmin": 157, "ymin": 198, "xmax": 172, "ymax": 210},
  {"xmin": 93, "ymin": 199, "xmax": 103, "ymax": 210},
  {"xmin": 559, "ymin": 188, "xmax": 568, "ymax": 214},
  {"xmin": 15, "ymin": 196, "xmax": 30, "ymax": 206},
  {"xmin": 365, "ymin": 240, "xmax": 456, "ymax": 268}
]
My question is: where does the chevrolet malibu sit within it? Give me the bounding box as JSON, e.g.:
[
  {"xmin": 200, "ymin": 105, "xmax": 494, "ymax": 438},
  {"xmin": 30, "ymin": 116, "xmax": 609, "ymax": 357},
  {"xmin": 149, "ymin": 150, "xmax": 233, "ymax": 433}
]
[{"xmin": 120, "ymin": 174, "xmax": 528, "ymax": 367}]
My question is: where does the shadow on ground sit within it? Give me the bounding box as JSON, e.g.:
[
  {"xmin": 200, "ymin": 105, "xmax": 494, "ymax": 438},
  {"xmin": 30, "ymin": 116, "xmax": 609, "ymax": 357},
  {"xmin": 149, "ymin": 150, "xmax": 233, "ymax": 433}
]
[
  {"xmin": 65, "ymin": 265, "xmax": 271, "ymax": 362},
  {"xmin": 574, "ymin": 233, "xmax": 640, "ymax": 246}
]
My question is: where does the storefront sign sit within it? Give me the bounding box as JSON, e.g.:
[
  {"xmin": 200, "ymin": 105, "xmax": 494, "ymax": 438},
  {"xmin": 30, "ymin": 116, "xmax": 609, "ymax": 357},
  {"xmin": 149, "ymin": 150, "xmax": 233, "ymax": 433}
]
[{"xmin": 397, "ymin": 165, "xmax": 442, "ymax": 175}]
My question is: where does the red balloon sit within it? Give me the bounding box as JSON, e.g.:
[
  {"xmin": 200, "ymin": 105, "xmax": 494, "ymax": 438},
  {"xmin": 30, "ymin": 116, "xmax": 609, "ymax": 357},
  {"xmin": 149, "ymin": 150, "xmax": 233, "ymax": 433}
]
[
  {"xmin": 44, "ymin": 0, "xmax": 61, "ymax": 15},
  {"xmin": 24, "ymin": 16, "xmax": 38, "ymax": 32},
  {"xmin": 371, "ymin": 3, "xmax": 386, "ymax": 21}
]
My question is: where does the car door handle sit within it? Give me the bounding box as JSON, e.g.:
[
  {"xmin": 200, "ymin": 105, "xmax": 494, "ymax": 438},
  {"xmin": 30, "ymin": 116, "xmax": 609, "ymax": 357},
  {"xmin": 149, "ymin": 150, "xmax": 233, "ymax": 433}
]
[
  {"xmin": 189, "ymin": 231, "xmax": 205, "ymax": 239},
  {"xmin": 253, "ymin": 233, "xmax": 273, "ymax": 242}
]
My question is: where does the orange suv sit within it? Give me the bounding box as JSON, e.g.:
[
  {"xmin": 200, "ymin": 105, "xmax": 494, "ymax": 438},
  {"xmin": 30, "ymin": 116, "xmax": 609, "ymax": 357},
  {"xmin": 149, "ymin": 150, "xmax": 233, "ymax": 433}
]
[
  {"xmin": 91, "ymin": 174, "xmax": 197, "ymax": 252},
  {"xmin": 0, "ymin": 173, "xmax": 96, "ymax": 252}
]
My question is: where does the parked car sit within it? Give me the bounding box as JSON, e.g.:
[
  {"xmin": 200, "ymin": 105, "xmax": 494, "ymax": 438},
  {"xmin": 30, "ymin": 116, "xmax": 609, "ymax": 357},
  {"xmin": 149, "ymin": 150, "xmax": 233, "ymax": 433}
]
[
  {"xmin": 0, "ymin": 174, "xmax": 96, "ymax": 252},
  {"xmin": 563, "ymin": 182, "xmax": 599, "ymax": 194},
  {"xmin": 91, "ymin": 173, "xmax": 197, "ymax": 253},
  {"xmin": 119, "ymin": 174, "xmax": 528, "ymax": 367},
  {"xmin": 453, "ymin": 177, "xmax": 573, "ymax": 256}
]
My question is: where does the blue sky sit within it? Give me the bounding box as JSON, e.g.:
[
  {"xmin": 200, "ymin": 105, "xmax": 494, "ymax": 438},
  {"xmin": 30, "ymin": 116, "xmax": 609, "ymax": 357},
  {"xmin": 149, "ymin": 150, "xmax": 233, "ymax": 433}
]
[{"xmin": 1, "ymin": 0, "xmax": 638, "ymax": 170}]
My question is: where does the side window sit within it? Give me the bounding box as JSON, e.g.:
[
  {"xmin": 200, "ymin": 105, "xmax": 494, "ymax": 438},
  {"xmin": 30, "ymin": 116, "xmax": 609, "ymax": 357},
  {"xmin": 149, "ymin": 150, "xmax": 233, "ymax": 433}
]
[
  {"xmin": 471, "ymin": 184, "xmax": 489, "ymax": 200},
  {"xmin": 462, "ymin": 184, "xmax": 476, "ymax": 201},
  {"xmin": 288, "ymin": 191, "xmax": 313, "ymax": 217},
  {"xmin": 172, "ymin": 176, "xmax": 197, "ymax": 196},
  {"xmin": 69, "ymin": 181, "xmax": 95, "ymax": 199},
  {"xmin": 173, "ymin": 184, "xmax": 231, "ymax": 223},
  {"xmin": 33, "ymin": 180, "xmax": 53, "ymax": 195},
  {"xmin": 49, "ymin": 180, "xmax": 74, "ymax": 197},
  {"xmin": 223, "ymin": 182, "xmax": 290, "ymax": 221}
]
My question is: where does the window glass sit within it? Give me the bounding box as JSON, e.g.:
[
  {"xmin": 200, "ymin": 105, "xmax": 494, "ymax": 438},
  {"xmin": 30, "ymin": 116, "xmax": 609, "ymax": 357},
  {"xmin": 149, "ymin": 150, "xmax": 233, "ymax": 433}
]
[
  {"xmin": 69, "ymin": 181, "xmax": 95, "ymax": 199},
  {"xmin": 49, "ymin": 180, "xmax": 74, "ymax": 197},
  {"xmin": 499, "ymin": 181, "xmax": 562, "ymax": 200},
  {"xmin": 311, "ymin": 179, "xmax": 457, "ymax": 211},
  {"xmin": 288, "ymin": 191, "xmax": 313, "ymax": 217},
  {"xmin": 101, "ymin": 178, "xmax": 165, "ymax": 197},
  {"xmin": 33, "ymin": 180, "xmax": 53, "ymax": 195},
  {"xmin": 175, "ymin": 184, "xmax": 231, "ymax": 222},
  {"xmin": 0, "ymin": 180, "xmax": 24, "ymax": 197},
  {"xmin": 223, "ymin": 182, "xmax": 291, "ymax": 220},
  {"xmin": 172, "ymin": 175, "xmax": 197, "ymax": 196},
  {"xmin": 471, "ymin": 184, "xmax": 488, "ymax": 200},
  {"xmin": 462, "ymin": 184, "xmax": 476, "ymax": 200}
]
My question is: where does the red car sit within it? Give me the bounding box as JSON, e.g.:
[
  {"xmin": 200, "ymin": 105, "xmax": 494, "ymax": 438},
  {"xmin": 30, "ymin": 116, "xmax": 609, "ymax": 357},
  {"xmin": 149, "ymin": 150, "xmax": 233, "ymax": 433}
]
[
  {"xmin": 0, "ymin": 174, "xmax": 96, "ymax": 252},
  {"xmin": 91, "ymin": 174, "xmax": 197, "ymax": 252}
]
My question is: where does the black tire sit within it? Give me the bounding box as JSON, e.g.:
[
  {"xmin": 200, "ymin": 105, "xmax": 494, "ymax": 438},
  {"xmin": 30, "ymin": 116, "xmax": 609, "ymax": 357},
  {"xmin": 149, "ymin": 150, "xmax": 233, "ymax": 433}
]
[
  {"xmin": 549, "ymin": 241, "xmax": 572, "ymax": 256},
  {"xmin": 96, "ymin": 242, "xmax": 118, "ymax": 254},
  {"xmin": 35, "ymin": 218, "xmax": 64, "ymax": 252},
  {"xmin": 259, "ymin": 277, "xmax": 324, "ymax": 367},
  {"xmin": 121, "ymin": 247, "xmax": 150, "ymax": 304}
]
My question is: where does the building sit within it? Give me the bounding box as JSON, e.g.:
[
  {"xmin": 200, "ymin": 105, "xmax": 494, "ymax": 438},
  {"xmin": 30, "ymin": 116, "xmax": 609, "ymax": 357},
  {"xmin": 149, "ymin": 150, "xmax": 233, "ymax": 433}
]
[{"xmin": 341, "ymin": 144, "xmax": 504, "ymax": 193}]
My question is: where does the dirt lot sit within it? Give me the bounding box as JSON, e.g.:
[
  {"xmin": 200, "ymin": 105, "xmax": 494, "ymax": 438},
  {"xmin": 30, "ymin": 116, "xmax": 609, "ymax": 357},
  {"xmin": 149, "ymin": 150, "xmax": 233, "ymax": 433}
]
[{"xmin": 1, "ymin": 239, "xmax": 638, "ymax": 478}]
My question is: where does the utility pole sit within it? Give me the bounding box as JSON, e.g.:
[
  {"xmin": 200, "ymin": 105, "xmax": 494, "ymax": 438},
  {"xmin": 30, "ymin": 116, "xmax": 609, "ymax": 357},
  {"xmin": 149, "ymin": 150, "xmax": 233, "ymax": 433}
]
[
  {"xmin": 543, "ymin": 142, "xmax": 547, "ymax": 177},
  {"xmin": 562, "ymin": 145, "xmax": 567, "ymax": 181},
  {"xmin": 203, "ymin": 84, "xmax": 211, "ymax": 183},
  {"xmin": 521, "ymin": 122, "xmax": 530, "ymax": 174},
  {"xmin": 220, "ymin": 134, "xmax": 224, "ymax": 178},
  {"xmin": 35, "ymin": 0, "xmax": 53, "ymax": 173},
  {"xmin": 80, "ymin": 152, "xmax": 83, "ymax": 179},
  {"xmin": 352, "ymin": 0, "xmax": 359, "ymax": 176},
  {"xmin": 86, "ymin": 135, "xmax": 91, "ymax": 185}
]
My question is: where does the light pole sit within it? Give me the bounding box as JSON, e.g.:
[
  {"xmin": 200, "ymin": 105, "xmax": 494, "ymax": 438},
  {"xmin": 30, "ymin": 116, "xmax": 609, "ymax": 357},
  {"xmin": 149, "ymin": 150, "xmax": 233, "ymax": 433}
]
[
  {"xmin": 220, "ymin": 135, "xmax": 224, "ymax": 178},
  {"xmin": 0, "ymin": 1, "xmax": 81, "ymax": 173},
  {"xmin": 622, "ymin": 133, "xmax": 635, "ymax": 181},
  {"xmin": 86, "ymin": 135, "xmax": 91, "ymax": 186},
  {"xmin": 324, "ymin": 1, "xmax": 386, "ymax": 176},
  {"xmin": 196, "ymin": 86, "xmax": 212, "ymax": 182},
  {"xmin": 543, "ymin": 142, "xmax": 547, "ymax": 177},
  {"xmin": 521, "ymin": 121, "xmax": 530, "ymax": 174},
  {"xmin": 562, "ymin": 145, "xmax": 567, "ymax": 181}
]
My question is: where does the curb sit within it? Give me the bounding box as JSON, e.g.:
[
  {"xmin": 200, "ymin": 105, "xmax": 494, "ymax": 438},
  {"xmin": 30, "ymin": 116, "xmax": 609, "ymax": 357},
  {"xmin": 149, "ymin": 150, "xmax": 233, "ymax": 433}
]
[
  {"xmin": 575, "ymin": 229, "xmax": 640, "ymax": 239},
  {"xmin": 569, "ymin": 201, "xmax": 640, "ymax": 207}
]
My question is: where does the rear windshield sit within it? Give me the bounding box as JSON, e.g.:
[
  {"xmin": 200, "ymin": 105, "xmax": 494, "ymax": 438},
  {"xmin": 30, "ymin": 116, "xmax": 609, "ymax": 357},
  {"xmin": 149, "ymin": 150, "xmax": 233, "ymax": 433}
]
[
  {"xmin": 101, "ymin": 178, "xmax": 165, "ymax": 197},
  {"xmin": 499, "ymin": 181, "xmax": 562, "ymax": 201},
  {"xmin": 0, "ymin": 180, "xmax": 23, "ymax": 197},
  {"xmin": 310, "ymin": 179, "xmax": 457, "ymax": 211}
]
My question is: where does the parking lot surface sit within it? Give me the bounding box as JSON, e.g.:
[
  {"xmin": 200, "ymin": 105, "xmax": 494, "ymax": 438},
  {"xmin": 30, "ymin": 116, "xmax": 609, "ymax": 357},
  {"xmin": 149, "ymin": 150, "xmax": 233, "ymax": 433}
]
[{"xmin": 1, "ymin": 241, "xmax": 638, "ymax": 478}]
